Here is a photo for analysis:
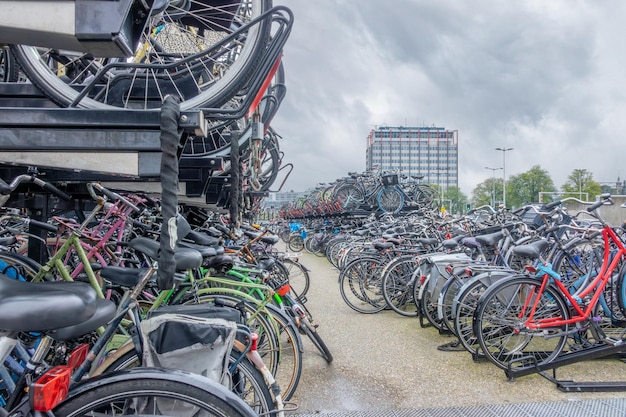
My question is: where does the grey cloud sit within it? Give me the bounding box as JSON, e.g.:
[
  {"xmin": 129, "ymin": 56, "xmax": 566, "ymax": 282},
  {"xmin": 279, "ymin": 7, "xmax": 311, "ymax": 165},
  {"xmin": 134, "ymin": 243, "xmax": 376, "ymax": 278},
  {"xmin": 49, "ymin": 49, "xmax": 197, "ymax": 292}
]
[{"xmin": 272, "ymin": 0, "xmax": 626, "ymax": 194}]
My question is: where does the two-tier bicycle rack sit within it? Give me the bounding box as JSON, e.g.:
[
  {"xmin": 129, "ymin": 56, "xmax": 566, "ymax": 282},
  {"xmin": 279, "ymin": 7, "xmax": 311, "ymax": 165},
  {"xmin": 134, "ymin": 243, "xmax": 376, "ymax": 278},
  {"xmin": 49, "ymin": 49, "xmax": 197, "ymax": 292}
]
[{"xmin": 0, "ymin": 4, "xmax": 293, "ymax": 270}]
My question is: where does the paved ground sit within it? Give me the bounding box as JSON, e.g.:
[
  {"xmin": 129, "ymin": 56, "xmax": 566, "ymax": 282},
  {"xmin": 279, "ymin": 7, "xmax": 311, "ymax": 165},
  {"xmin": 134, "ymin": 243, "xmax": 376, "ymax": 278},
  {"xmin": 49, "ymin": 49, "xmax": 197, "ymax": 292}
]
[{"xmin": 284, "ymin": 249, "xmax": 626, "ymax": 415}]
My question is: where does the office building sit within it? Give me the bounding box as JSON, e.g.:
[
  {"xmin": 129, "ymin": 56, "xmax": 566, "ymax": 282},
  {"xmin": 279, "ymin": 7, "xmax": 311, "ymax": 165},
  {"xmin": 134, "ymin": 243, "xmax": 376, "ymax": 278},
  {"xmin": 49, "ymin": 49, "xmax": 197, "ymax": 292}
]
[{"xmin": 365, "ymin": 125, "xmax": 458, "ymax": 189}]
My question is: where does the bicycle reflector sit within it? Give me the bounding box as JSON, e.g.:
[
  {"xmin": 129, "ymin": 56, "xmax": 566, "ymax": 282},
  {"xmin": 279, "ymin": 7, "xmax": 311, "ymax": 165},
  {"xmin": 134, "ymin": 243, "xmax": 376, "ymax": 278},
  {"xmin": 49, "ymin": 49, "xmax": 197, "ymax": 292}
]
[
  {"xmin": 277, "ymin": 283, "xmax": 291, "ymax": 297},
  {"xmin": 31, "ymin": 366, "xmax": 72, "ymax": 411},
  {"xmin": 67, "ymin": 343, "xmax": 89, "ymax": 370}
]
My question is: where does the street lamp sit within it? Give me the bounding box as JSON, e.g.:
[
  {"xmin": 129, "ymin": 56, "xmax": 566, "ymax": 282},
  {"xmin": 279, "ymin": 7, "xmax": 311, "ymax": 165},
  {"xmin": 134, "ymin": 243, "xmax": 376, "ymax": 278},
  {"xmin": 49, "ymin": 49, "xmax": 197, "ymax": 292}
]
[
  {"xmin": 495, "ymin": 147, "xmax": 513, "ymax": 207},
  {"xmin": 485, "ymin": 166, "xmax": 503, "ymax": 207}
]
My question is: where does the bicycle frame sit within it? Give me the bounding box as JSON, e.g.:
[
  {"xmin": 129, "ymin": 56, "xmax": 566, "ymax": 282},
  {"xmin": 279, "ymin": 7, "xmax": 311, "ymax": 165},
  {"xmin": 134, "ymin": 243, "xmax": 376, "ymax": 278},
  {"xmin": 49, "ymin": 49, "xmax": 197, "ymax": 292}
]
[{"xmin": 523, "ymin": 224, "xmax": 626, "ymax": 330}]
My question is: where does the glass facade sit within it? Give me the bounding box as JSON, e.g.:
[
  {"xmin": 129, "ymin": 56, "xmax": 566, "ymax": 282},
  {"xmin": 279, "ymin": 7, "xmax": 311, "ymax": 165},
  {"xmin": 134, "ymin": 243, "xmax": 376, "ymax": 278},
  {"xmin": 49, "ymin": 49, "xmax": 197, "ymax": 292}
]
[{"xmin": 365, "ymin": 126, "xmax": 458, "ymax": 189}]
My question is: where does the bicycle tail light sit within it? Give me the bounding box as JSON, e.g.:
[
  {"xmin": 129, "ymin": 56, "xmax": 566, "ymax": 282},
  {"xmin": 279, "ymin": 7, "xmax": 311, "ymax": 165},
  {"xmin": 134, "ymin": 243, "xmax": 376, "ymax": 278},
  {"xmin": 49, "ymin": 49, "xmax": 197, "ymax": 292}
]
[
  {"xmin": 31, "ymin": 365, "xmax": 72, "ymax": 411},
  {"xmin": 277, "ymin": 282, "xmax": 291, "ymax": 297}
]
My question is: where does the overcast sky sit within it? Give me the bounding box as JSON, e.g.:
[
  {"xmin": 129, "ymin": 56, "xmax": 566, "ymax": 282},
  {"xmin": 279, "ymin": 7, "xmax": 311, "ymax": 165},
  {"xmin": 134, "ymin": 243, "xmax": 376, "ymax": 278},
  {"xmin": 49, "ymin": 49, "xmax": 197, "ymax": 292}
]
[{"xmin": 270, "ymin": 1, "xmax": 626, "ymax": 197}]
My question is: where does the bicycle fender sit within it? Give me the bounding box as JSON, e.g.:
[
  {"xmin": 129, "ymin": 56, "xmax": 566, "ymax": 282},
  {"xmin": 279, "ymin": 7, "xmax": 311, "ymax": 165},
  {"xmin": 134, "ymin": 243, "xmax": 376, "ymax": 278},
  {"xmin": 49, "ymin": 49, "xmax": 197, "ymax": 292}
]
[
  {"xmin": 63, "ymin": 367, "xmax": 257, "ymax": 417},
  {"xmin": 266, "ymin": 303, "xmax": 305, "ymax": 352}
]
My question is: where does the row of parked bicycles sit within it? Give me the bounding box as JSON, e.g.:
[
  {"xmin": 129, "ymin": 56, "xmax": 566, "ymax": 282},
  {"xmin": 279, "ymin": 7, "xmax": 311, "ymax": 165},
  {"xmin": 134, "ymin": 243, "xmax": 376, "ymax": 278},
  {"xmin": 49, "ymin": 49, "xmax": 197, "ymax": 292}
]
[
  {"xmin": 279, "ymin": 168, "xmax": 441, "ymax": 218},
  {"xmin": 295, "ymin": 195, "xmax": 626, "ymax": 380},
  {"xmin": 0, "ymin": 0, "xmax": 305, "ymax": 415},
  {"xmin": 0, "ymin": 174, "xmax": 332, "ymax": 416}
]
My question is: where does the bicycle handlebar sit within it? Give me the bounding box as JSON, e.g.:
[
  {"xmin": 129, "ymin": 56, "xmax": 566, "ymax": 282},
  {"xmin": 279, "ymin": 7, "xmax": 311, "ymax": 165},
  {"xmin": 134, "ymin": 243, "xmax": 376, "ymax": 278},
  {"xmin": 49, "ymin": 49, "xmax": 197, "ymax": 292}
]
[
  {"xmin": 87, "ymin": 183, "xmax": 140, "ymax": 213},
  {"xmin": 0, "ymin": 174, "xmax": 71, "ymax": 201},
  {"xmin": 468, "ymin": 205, "xmax": 496, "ymax": 214}
]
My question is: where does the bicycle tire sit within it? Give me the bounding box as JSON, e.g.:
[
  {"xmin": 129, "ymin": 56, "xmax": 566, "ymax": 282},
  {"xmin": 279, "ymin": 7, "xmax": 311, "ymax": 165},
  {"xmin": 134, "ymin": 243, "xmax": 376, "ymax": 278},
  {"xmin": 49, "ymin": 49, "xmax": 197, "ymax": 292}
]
[
  {"xmin": 288, "ymin": 235, "xmax": 304, "ymax": 252},
  {"xmin": 1, "ymin": 48, "xmax": 18, "ymax": 82},
  {"xmin": 228, "ymin": 352, "xmax": 277, "ymax": 415},
  {"xmin": 263, "ymin": 304, "xmax": 303, "ymax": 402},
  {"xmin": 437, "ymin": 275, "xmax": 467, "ymax": 335},
  {"xmin": 377, "ymin": 187, "xmax": 404, "ymax": 214},
  {"xmin": 473, "ymin": 275, "xmax": 570, "ymax": 371},
  {"xmin": 332, "ymin": 184, "xmax": 364, "ymax": 211},
  {"xmin": 419, "ymin": 284, "xmax": 445, "ymax": 331},
  {"xmin": 299, "ymin": 317, "xmax": 333, "ymax": 363},
  {"xmin": 54, "ymin": 368, "xmax": 258, "ymax": 417},
  {"xmin": 551, "ymin": 237, "xmax": 602, "ymax": 289},
  {"xmin": 452, "ymin": 270, "xmax": 511, "ymax": 355},
  {"xmin": 279, "ymin": 229, "xmax": 290, "ymax": 243},
  {"xmin": 11, "ymin": 0, "xmax": 272, "ymax": 110},
  {"xmin": 381, "ymin": 255, "xmax": 419, "ymax": 317},
  {"xmin": 0, "ymin": 251, "xmax": 43, "ymax": 282}
]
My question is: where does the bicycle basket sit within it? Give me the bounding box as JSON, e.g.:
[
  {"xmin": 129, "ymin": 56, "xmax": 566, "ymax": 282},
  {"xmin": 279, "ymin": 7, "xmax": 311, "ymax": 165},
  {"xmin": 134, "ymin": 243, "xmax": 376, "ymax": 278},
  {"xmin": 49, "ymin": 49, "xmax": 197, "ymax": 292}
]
[
  {"xmin": 140, "ymin": 313, "xmax": 237, "ymax": 386},
  {"xmin": 289, "ymin": 222, "xmax": 302, "ymax": 232},
  {"xmin": 519, "ymin": 205, "xmax": 545, "ymax": 229},
  {"xmin": 381, "ymin": 174, "xmax": 399, "ymax": 186}
]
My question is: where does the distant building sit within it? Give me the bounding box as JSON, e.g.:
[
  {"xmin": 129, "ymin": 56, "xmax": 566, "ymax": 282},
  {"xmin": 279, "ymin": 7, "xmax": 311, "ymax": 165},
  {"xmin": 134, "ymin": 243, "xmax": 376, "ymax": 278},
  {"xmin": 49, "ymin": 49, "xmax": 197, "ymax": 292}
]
[
  {"xmin": 263, "ymin": 190, "xmax": 305, "ymax": 208},
  {"xmin": 365, "ymin": 125, "xmax": 458, "ymax": 189}
]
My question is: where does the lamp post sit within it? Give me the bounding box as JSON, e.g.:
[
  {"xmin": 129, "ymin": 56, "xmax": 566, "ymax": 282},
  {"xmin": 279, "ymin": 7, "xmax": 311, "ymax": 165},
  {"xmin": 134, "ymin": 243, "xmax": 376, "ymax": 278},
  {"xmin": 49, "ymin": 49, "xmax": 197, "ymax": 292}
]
[
  {"xmin": 485, "ymin": 166, "xmax": 503, "ymax": 207},
  {"xmin": 495, "ymin": 147, "xmax": 513, "ymax": 207}
]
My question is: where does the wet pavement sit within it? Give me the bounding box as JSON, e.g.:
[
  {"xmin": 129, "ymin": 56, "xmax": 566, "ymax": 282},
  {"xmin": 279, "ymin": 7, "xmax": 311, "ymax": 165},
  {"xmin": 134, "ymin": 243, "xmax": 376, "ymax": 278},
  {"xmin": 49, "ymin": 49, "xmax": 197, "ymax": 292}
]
[{"xmin": 285, "ymin": 249, "xmax": 626, "ymax": 416}]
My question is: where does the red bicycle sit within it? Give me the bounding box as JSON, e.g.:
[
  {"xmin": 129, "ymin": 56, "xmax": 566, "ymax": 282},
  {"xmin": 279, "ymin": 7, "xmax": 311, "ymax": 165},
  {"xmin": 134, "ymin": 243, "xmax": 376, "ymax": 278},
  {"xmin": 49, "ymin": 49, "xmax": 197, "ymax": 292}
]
[{"xmin": 472, "ymin": 194, "xmax": 626, "ymax": 371}]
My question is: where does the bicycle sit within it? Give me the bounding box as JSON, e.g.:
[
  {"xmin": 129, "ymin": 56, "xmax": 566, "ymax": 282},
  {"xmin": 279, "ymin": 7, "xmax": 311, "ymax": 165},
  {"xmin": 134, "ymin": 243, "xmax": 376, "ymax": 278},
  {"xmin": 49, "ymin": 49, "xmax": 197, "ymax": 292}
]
[
  {"xmin": 472, "ymin": 193, "xmax": 626, "ymax": 372},
  {"xmin": 0, "ymin": 272, "xmax": 259, "ymax": 417},
  {"xmin": 332, "ymin": 170, "xmax": 440, "ymax": 214},
  {"xmin": 20, "ymin": 183, "xmax": 141, "ymax": 299}
]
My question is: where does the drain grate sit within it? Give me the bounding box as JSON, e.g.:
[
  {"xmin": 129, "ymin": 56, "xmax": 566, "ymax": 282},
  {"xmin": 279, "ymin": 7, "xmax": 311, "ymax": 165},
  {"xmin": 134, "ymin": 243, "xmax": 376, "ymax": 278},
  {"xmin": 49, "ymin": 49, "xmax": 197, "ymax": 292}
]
[{"xmin": 290, "ymin": 398, "xmax": 626, "ymax": 417}]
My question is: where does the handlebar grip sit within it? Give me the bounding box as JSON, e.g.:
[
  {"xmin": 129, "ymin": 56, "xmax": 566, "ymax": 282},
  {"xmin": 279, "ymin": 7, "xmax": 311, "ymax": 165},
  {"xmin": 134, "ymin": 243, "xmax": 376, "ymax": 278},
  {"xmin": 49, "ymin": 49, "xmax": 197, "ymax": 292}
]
[
  {"xmin": 133, "ymin": 220, "xmax": 152, "ymax": 230},
  {"xmin": 0, "ymin": 183, "xmax": 11, "ymax": 195},
  {"xmin": 542, "ymin": 200, "xmax": 562, "ymax": 210},
  {"xmin": 41, "ymin": 182, "xmax": 72, "ymax": 201},
  {"xmin": 27, "ymin": 219, "xmax": 58, "ymax": 233},
  {"xmin": 215, "ymin": 224, "xmax": 230, "ymax": 236},
  {"xmin": 587, "ymin": 200, "xmax": 604, "ymax": 212}
]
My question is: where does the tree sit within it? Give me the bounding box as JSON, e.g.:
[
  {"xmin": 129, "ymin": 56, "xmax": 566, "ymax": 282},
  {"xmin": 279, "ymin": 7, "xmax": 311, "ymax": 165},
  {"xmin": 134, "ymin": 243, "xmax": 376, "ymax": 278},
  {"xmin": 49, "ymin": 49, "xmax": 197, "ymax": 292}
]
[
  {"xmin": 561, "ymin": 169, "xmax": 602, "ymax": 201},
  {"xmin": 506, "ymin": 165, "xmax": 556, "ymax": 209},
  {"xmin": 471, "ymin": 178, "xmax": 503, "ymax": 208},
  {"xmin": 441, "ymin": 186, "xmax": 468, "ymax": 215}
]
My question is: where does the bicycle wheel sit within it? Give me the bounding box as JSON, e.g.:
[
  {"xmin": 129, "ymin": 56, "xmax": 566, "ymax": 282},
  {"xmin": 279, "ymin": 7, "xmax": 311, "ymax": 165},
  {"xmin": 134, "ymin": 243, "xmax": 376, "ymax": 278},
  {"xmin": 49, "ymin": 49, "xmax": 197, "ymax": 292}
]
[
  {"xmin": 413, "ymin": 184, "xmax": 440, "ymax": 210},
  {"xmin": 263, "ymin": 304, "xmax": 303, "ymax": 402},
  {"xmin": 299, "ymin": 317, "xmax": 333, "ymax": 363},
  {"xmin": 1, "ymin": 48, "xmax": 18, "ymax": 82},
  {"xmin": 54, "ymin": 368, "xmax": 258, "ymax": 417},
  {"xmin": 437, "ymin": 274, "xmax": 468, "ymax": 335},
  {"xmin": 381, "ymin": 255, "xmax": 419, "ymax": 317},
  {"xmin": 332, "ymin": 184, "xmax": 364, "ymax": 211},
  {"xmin": 281, "ymin": 257, "xmax": 310, "ymax": 300},
  {"xmin": 377, "ymin": 187, "xmax": 404, "ymax": 214},
  {"xmin": 452, "ymin": 270, "xmax": 512, "ymax": 355},
  {"xmin": 338, "ymin": 257, "xmax": 387, "ymax": 314},
  {"xmin": 0, "ymin": 251, "xmax": 43, "ymax": 282},
  {"xmin": 473, "ymin": 275, "xmax": 570, "ymax": 371},
  {"xmin": 11, "ymin": 0, "xmax": 271, "ymax": 110},
  {"xmin": 288, "ymin": 235, "xmax": 304, "ymax": 252},
  {"xmin": 325, "ymin": 237, "xmax": 349, "ymax": 269},
  {"xmin": 228, "ymin": 353, "xmax": 276, "ymax": 415},
  {"xmin": 552, "ymin": 237, "xmax": 602, "ymax": 289}
]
